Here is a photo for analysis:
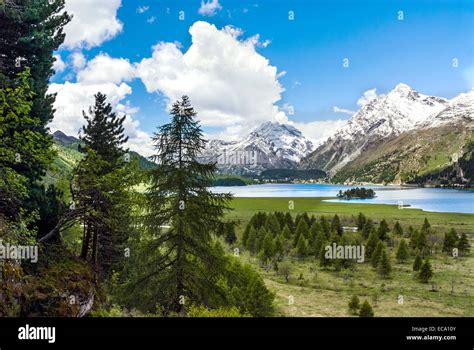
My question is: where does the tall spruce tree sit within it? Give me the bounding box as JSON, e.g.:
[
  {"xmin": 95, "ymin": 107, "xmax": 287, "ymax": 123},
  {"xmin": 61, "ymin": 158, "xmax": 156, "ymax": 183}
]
[
  {"xmin": 74, "ymin": 93, "xmax": 132, "ymax": 279},
  {"xmin": 141, "ymin": 96, "xmax": 233, "ymax": 314}
]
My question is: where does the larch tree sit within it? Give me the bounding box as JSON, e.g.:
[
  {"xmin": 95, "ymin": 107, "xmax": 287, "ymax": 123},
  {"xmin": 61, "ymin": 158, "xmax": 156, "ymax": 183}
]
[{"xmin": 140, "ymin": 96, "xmax": 233, "ymax": 315}]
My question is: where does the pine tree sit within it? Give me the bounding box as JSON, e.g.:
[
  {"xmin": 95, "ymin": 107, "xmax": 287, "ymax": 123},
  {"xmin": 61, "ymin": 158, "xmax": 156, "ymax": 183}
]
[
  {"xmin": 274, "ymin": 234, "xmax": 285, "ymax": 260},
  {"xmin": 74, "ymin": 93, "xmax": 133, "ymax": 279},
  {"xmin": 418, "ymin": 260, "xmax": 433, "ymax": 283},
  {"xmin": 284, "ymin": 212, "xmax": 294, "ymax": 232},
  {"xmin": 396, "ymin": 239, "xmax": 409, "ymax": 263},
  {"xmin": 262, "ymin": 231, "xmax": 276, "ymax": 262},
  {"xmin": 255, "ymin": 227, "xmax": 267, "ymax": 254},
  {"xmin": 361, "ymin": 219, "xmax": 374, "ymax": 239},
  {"xmin": 331, "ymin": 214, "xmax": 343, "ymax": 236},
  {"xmin": 265, "ymin": 214, "xmax": 280, "ymax": 236},
  {"xmin": 296, "ymin": 235, "xmax": 308, "ymax": 258},
  {"xmin": 247, "ymin": 226, "xmax": 257, "ymax": 253},
  {"xmin": 410, "ymin": 230, "xmax": 420, "ymax": 250},
  {"xmin": 421, "ymin": 218, "xmax": 431, "ymax": 234},
  {"xmin": 371, "ymin": 241, "xmax": 384, "ymax": 268},
  {"xmin": 294, "ymin": 219, "xmax": 309, "ymax": 246},
  {"xmin": 393, "ymin": 221, "xmax": 403, "ymax": 236},
  {"xmin": 320, "ymin": 216, "xmax": 331, "ymax": 238},
  {"xmin": 359, "ymin": 300, "xmax": 374, "ymax": 317},
  {"xmin": 442, "ymin": 229, "xmax": 458, "ymax": 253},
  {"xmin": 413, "ymin": 254, "xmax": 422, "ymax": 271},
  {"xmin": 319, "ymin": 242, "xmax": 331, "ymax": 268},
  {"xmin": 242, "ymin": 223, "xmax": 251, "ymax": 247},
  {"xmin": 377, "ymin": 249, "xmax": 391, "ymax": 278},
  {"xmin": 281, "ymin": 224, "xmax": 292, "ymax": 240},
  {"xmin": 224, "ymin": 223, "xmax": 237, "ymax": 245},
  {"xmin": 457, "ymin": 232, "xmax": 470, "ymax": 254},
  {"xmin": 357, "ymin": 213, "xmax": 366, "ymax": 231},
  {"xmin": 417, "ymin": 229, "xmax": 428, "ymax": 255},
  {"xmin": 377, "ymin": 219, "xmax": 390, "ymax": 240},
  {"xmin": 309, "ymin": 221, "xmax": 321, "ymax": 241},
  {"xmin": 0, "ymin": 0, "xmax": 71, "ymax": 237},
  {"xmin": 348, "ymin": 295, "xmax": 360, "ymax": 315},
  {"xmin": 139, "ymin": 96, "xmax": 233, "ymax": 314},
  {"xmin": 366, "ymin": 230, "xmax": 379, "ymax": 258}
]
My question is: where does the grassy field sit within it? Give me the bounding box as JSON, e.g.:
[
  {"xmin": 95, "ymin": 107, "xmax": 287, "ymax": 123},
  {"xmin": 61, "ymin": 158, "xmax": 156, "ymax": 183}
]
[{"xmin": 226, "ymin": 197, "xmax": 474, "ymax": 317}]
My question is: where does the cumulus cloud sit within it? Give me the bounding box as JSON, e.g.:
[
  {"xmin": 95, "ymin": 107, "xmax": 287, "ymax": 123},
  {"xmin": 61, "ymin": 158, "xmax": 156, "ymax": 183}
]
[
  {"xmin": 357, "ymin": 88, "xmax": 378, "ymax": 107},
  {"xmin": 62, "ymin": 0, "xmax": 123, "ymax": 49},
  {"xmin": 49, "ymin": 53, "xmax": 153, "ymax": 156},
  {"xmin": 53, "ymin": 54, "xmax": 66, "ymax": 73},
  {"xmin": 291, "ymin": 119, "xmax": 348, "ymax": 145},
  {"xmin": 198, "ymin": 0, "xmax": 222, "ymax": 17},
  {"xmin": 77, "ymin": 54, "xmax": 136, "ymax": 84},
  {"xmin": 136, "ymin": 21, "xmax": 286, "ymax": 138},
  {"xmin": 70, "ymin": 52, "xmax": 87, "ymax": 71},
  {"xmin": 333, "ymin": 106, "xmax": 355, "ymax": 115}
]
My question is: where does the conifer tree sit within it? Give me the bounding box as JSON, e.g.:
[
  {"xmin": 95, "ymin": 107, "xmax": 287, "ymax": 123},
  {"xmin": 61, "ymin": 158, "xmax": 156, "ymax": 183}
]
[
  {"xmin": 294, "ymin": 219, "xmax": 309, "ymax": 246},
  {"xmin": 413, "ymin": 254, "xmax": 422, "ymax": 271},
  {"xmin": 371, "ymin": 241, "xmax": 384, "ymax": 268},
  {"xmin": 139, "ymin": 96, "xmax": 233, "ymax": 314},
  {"xmin": 418, "ymin": 260, "xmax": 433, "ymax": 283},
  {"xmin": 357, "ymin": 213, "xmax": 366, "ymax": 231},
  {"xmin": 74, "ymin": 93, "xmax": 133, "ymax": 278},
  {"xmin": 331, "ymin": 214, "xmax": 343, "ymax": 236},
  {"xmin": 396, "ymin": 239, "xmax": 409, "ymax": 263},
  {"xmin": 377, "ymin": 249, "xmax": 391, "ymax": 278},
  {"xmin": 457, "ymin": 232, "xmax": 470, "ymax": 254},
  {"xmin": 281, "ymin": 224, "xmax": 292, "ymax": 240},
  {"xmin": 359, "ymin": 300, "xmax": 374, "ymax": 317},
  {"xmin": 247, "ymin": 226, "xmax": 257, "ymax": 253},
  {"xmin": 284, "ymin": 212, "xmax": 294, "ymax": 232},
  {"xmin": 442, "ymin": 229, "xmax": 458, "ymax": 253},
  {"xmin": 348, "ymin": 295, "xmax": 360, "ymax": 315},
  {"xmin": 319, "ymin": 242, "xmax": 331, "ymax": 268},
  {"xmin": 224, "ymin": 223, "xmax": 237, "ymax": 245},
  {"xmin": 377, "ymin": 219, "xmax": 390, "ymax": 240},
  {"xmin": 265, "ymin": 214, "xmax": 280, "ymax": 236},
  {"xmin": 366, "ymin": 230, "xmax": 379, "ymax": 258},
  {"xmin": 255, "ymin": 227, "xmax": 267, "ymax": 254},
  {"xmin": 361, "ymin": 219, "xmax": 374, "ymax": 239},
  {"xmin": 296, "ymin": 235, "xmax": 308, "ymax": 258},
  {"xmin": 393, "ymin": 221, "xmax": 403, "ymax": 236},
  {"xmin": 320, "ymin": 216, "xmax": 331, "ymax": 238}
]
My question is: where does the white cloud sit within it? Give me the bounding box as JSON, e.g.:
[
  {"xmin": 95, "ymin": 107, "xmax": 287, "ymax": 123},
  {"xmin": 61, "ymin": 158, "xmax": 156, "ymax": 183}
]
[
  {"xmin": 333, "ymin": 106, "xmax": 355, "ymax": 115},
  {"xmin": 291, "ymin": 119, "xmax": 348, "ymax": 145},
  {"xmin": 136, "ymin": 6, "xmax": 149, "ymax": 14},
  {"xmin": 70, "ymin": 52, "xmax": 87, "ymax": 71},
  {"xmin": 49, "ymin": 53, "xmax": 153, "ymax": 156},
  {"xmin": 53, "ymin": 55, "xmax": 66, "ymax": 73},
  {"xmin": 77, "ymin": 54, "xmax": 136, "ymax": 84},
  {"xmin": 198, "ymin": 0, "xmax": 222, "ymax": 17},
  {"xmin": 62, "ymin": 0, "xmax": 123, "ymax": 49},
  {"xmin": 357, "ymin": 88, "xmax": 378, "ymax": 107},
  {"xmin": 147, "ymin": 16, "xmax": 156, "ymax": 24},
  {"xmin": 136, "ymin": 21, "xmax": 286, "ymax": 138}
]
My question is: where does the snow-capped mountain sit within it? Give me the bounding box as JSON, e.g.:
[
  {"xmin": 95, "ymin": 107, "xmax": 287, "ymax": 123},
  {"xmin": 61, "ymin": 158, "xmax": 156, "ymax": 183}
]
[
  {"xmin": 201, "ymin": 122, "xmax": 314, "ymax": 175},
  {"xmin": 417, "ymin": 89, "xmax": 474, "ymax": 129},
  {"xmin": 300, "ymin": 83, "xmax": 450, "ymax": 174}
]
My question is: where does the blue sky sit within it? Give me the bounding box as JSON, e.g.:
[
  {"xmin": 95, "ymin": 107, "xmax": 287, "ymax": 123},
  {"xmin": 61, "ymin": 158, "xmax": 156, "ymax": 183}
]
[{"xmin": 50, "ymin": 0, "xmax": 474, "ymax": 153}]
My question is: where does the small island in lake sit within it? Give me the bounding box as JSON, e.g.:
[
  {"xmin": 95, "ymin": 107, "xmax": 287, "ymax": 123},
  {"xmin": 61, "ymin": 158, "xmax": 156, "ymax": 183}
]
[{"xmin": 337, "ymin": 187, "xmax": 376, "ymax": 199}]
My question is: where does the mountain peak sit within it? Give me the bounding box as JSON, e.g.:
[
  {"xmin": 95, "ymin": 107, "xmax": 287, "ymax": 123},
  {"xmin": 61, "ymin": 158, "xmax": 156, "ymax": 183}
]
[{"xmin": 393, "ymin": 83, "xmax": 413, "ymax": 92}]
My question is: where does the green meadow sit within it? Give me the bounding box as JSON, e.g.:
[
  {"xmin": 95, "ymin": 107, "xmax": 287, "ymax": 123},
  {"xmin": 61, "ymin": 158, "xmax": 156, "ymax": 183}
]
[{"xmin": 226, "ymin": 197, "xmax": 474, "ymax": 317}]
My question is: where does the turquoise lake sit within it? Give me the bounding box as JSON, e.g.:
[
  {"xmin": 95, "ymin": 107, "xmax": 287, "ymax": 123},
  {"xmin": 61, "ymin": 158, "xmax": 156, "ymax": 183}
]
[{"xmin": 210, "ymin": 184, "xmax": 474, "ymax": 214}]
